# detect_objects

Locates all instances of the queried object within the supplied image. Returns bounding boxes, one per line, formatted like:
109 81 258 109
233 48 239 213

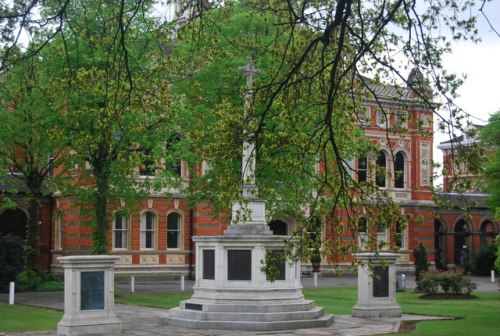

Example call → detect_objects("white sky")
433 0 500 184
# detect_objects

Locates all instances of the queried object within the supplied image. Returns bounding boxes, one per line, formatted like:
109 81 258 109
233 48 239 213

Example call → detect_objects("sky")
433 0 500 181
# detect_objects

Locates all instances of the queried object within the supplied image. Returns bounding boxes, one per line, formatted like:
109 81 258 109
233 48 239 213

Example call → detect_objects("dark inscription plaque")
81 271 105 310
373 266 389 297
185 303 203 311
266 250 286 281
227 250 252 280
203 249 215 280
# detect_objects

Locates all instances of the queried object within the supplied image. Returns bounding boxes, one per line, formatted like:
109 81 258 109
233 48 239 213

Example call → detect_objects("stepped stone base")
165 296 334 331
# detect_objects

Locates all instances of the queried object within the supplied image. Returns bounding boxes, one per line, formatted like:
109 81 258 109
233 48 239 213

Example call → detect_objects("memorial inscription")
227 250 252 280
203 249 215 280
373 266 389 297
80 271 105 310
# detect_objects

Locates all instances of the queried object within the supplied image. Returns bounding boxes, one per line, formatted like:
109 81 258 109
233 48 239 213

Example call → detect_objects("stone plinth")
165 222 334 330
352 252 402 318
57 255 121 336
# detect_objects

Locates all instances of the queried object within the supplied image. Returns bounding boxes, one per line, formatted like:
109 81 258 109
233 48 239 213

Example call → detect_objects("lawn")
0 302 62 332
1 288 499 335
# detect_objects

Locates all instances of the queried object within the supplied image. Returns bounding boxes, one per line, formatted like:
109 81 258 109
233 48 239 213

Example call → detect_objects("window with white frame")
167 212 182 249
395 111 408 128
139 148 156 176
358 217 368 250
166 135 182 177
377 225 388 249
140 211 157 249
359 106 371 125
395 220 406 249
376 150 387 187
394 151 406 189
357 156 367 182
376 109 387 128
54 215 63 250
113 213 129 249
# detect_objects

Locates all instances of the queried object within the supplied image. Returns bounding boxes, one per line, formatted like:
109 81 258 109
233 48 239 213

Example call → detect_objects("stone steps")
164 312 335 331
181 299 316 313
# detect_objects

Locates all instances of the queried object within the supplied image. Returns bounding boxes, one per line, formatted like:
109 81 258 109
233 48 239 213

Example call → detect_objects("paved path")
0 275 497 336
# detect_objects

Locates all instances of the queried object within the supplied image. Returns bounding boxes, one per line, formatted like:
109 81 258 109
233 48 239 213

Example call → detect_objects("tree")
0 51 68 274
42 0 190 254
1 0 496 261
480 111 500 217
169 0 484 260
479 111 500 271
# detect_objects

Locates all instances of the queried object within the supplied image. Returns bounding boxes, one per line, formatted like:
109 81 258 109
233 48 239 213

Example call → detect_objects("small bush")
413 243 429 285
0 234 25 292
471 244 497 275
16 270 63 292
418 270 477 295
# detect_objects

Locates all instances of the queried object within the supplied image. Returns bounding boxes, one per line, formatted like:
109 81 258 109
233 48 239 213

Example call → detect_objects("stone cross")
238 57 260 190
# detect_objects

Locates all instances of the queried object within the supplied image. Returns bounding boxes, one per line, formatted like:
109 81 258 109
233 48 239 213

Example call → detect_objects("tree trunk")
25 191 41 274
92 174 109 255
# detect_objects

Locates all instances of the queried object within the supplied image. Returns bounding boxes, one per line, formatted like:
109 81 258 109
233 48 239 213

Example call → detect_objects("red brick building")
436 125 498 269
1 72 497 276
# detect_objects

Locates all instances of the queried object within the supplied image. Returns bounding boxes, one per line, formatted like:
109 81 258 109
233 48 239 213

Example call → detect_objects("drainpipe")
188 208 194 280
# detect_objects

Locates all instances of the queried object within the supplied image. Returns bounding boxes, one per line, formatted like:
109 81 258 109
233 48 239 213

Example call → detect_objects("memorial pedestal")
165 198 334 330
57 256 121 336
352 252 402 318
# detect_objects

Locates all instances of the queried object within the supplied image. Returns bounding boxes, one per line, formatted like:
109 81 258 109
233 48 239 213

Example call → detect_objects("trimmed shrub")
418 270 477 295
413 243 429 284
0 234 25 292
471 244 497 276
16 270 63 292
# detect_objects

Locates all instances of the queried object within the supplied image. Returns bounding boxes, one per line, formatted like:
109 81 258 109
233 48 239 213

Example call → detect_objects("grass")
0 302 62 332
2 287 499 334
115 291 192 308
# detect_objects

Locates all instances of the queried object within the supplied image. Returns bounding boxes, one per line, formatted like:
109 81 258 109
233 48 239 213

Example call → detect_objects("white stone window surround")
112 213 130 250
54 213 63 250
167 211 183 250
140 210 158 250
358 217 368 250
376 108 388 128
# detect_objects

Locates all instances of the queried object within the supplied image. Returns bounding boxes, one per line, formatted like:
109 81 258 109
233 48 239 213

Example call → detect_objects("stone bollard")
9 282 14 305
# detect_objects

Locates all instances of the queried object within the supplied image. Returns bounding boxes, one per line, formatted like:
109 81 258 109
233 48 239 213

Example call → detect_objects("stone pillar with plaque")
352 252 402 318
165 58 333 331
57 255 121 336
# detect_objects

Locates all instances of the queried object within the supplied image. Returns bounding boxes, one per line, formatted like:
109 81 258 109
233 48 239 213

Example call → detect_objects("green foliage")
496 236 500 273
418 271 477 295
16 270 63 292
480 112 500 216
0 234 24 292
471 244 497 276
413 243 429 283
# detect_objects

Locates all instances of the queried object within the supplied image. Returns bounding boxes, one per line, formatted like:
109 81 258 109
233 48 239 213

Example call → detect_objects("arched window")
167 212 182 249
376 151 387 187
480 220 496 246
113 213 129 249
269 220 288 235
140 211 157 250
0 209 27 239
357 156 367 182
394 151 405 189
